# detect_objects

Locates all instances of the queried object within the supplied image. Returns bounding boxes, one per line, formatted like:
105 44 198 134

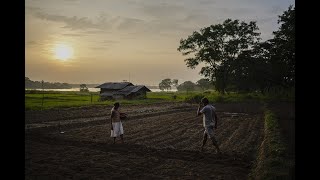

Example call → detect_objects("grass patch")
25 90 294 111
249 110 294 180
25 91 181 110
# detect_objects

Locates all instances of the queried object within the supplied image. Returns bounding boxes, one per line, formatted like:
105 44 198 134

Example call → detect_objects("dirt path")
25 102 264 179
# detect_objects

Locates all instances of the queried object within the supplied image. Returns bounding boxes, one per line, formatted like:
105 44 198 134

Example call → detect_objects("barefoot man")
197 97 221 153
110 102 126 144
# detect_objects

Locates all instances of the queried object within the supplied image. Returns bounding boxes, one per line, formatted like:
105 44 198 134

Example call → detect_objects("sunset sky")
25 0 294 86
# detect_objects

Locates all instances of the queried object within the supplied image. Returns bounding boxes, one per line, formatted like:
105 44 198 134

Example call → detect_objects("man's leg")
120 134 124 143
207 126 221 153
210 136 221 153
113 137 116 144
200 133 207 152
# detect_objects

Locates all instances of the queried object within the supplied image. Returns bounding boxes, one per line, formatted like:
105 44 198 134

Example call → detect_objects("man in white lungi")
110 102 125 144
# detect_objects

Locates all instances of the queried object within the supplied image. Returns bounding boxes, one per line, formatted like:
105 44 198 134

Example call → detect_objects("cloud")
26 41 38 46
27 2 198 36
257 17 276 24
25 6 41 13
84 30 106 34
90 47 108 51
216 7 255 15
28 9 146 33
117 17 144 31
270 5 285 14
183 14 207 23
140 2 185 19
96 40 119 49
101 40 119 44
129 1 214 35
34 12 97 30
62 33 87 36
198 0 216 5
137 50 177 55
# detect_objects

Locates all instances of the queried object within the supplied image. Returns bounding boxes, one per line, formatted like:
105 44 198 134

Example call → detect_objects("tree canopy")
178 19 261 93
159 78 172 91
196 78 212 91
80 84 89 92
177 5 295 94
177 81 196 92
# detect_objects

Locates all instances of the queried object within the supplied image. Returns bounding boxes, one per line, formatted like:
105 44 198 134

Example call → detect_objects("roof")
95 82 133 89
115 85 151 96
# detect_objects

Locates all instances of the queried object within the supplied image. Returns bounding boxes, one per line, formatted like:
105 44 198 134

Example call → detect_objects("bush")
184 94 204 104
172 95 177 100
213 95 224 102
249 110 293 179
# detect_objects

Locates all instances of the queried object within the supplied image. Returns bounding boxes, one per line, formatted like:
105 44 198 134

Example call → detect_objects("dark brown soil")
25 102 266 179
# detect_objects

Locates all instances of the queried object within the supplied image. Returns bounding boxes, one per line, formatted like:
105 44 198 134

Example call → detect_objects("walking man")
197 97 221 153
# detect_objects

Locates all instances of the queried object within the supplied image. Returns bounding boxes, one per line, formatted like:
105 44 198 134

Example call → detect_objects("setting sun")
53 43 74 60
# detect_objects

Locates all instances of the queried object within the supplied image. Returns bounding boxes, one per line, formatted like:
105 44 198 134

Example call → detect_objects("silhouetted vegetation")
250 110 294 179
80 84 89 92
177 81 196 92
196 78 213 91
178 6 295 95
159 78 178 91
25 77 72 89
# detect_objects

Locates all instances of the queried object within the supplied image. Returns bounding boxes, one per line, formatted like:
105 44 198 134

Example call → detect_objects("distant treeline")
69 84 100 88
25 77 72 89
25 77 155 89
146 85 161 89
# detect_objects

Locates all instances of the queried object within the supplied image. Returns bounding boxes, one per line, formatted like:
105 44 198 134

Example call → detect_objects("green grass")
25 93 100 110
249 110 294 180
25 91 179 110
25 90 294 110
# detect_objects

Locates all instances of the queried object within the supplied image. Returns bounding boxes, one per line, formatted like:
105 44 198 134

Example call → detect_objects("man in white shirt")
197 97 221 153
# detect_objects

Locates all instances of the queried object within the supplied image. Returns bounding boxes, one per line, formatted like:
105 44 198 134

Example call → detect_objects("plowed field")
25 102 264 179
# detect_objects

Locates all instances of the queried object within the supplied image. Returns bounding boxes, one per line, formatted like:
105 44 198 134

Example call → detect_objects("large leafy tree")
159 78 172 91
177 81 196 92
172 79 179 88
80 84 89 92
177 19 261 94
231 5 295 92
267 5 295 88
196 78 212 91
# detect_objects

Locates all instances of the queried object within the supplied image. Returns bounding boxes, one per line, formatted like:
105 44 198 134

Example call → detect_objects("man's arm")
197 104 203 116
213 109 218 129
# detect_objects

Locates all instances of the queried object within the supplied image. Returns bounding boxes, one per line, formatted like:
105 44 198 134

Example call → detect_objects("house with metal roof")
95 82 151 100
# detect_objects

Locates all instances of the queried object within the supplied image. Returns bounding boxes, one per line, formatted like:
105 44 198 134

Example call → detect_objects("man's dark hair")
114 102 120 107
201 97 209 104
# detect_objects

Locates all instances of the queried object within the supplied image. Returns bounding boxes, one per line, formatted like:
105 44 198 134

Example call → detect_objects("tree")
177 19 261 94
80 84 89 92
229 5 295 92
177 81 196 92
159 78 172 91
196 78 212 91
172 79 179 88
267 5 295 88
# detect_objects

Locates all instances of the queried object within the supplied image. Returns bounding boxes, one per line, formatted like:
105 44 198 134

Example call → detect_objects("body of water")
26 88 177 92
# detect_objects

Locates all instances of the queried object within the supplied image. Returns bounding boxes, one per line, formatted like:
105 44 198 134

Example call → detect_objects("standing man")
110 102 125 144
197 97 221 153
